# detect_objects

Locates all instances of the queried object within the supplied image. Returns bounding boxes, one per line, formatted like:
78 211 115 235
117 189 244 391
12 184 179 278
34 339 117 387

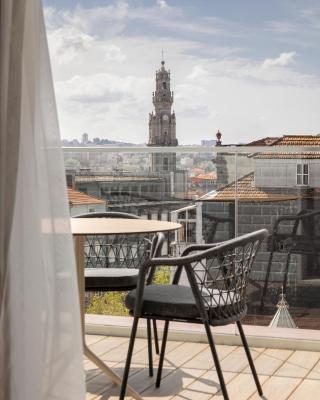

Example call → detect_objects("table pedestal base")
84 342 143 400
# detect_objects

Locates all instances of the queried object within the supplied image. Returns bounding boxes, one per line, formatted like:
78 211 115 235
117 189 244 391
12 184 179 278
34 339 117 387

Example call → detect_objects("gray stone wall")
75 178 167 201
201 198 304 283
202 201 234 242
255 159 320 188
215 153 254 188
237 200 301 282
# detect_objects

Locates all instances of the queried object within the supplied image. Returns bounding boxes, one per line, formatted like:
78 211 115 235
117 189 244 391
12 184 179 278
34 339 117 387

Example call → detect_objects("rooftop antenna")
161 48 165 67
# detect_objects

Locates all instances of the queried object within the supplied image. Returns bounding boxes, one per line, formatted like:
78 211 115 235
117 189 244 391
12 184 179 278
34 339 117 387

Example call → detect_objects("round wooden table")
72 218 181 400
71 218 181 236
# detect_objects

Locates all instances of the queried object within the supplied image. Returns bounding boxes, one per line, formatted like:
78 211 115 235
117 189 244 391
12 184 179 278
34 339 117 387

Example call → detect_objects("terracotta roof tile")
199 173 298 202
274 135 320 146
251 135 320 159
254 152 320 159
68 188 106 205
246 137 280 146
193 172 217 180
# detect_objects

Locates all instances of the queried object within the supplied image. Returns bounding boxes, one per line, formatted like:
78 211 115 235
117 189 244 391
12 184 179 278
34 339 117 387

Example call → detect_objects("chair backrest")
73 211 161 269
147 232 166 284
73 211 140 219
202 212 235 242
180 229 268 324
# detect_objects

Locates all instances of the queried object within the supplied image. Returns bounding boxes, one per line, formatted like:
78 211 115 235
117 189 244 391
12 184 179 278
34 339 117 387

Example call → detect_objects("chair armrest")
181 242 222 256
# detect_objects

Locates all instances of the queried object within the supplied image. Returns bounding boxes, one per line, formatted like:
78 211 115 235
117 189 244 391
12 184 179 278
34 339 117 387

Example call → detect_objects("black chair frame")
120 229 268 400
260 209 320 308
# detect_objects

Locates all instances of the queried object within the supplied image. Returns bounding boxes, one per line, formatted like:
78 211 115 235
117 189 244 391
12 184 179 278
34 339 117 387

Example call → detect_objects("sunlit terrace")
66 144 320 399
85 331 320 399
3 2 320 400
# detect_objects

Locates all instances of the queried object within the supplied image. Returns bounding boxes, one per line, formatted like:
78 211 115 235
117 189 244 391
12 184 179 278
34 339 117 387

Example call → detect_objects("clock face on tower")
162 114 169 121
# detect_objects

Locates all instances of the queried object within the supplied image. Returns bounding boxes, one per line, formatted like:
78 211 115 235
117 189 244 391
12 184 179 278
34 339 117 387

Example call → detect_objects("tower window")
163 157 169 171
162 82 166 89
297 163 309 185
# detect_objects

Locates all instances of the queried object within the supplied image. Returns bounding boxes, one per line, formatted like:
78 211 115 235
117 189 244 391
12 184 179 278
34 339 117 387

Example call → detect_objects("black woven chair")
119 229 268 400
260 209 320 309
74 211 165 360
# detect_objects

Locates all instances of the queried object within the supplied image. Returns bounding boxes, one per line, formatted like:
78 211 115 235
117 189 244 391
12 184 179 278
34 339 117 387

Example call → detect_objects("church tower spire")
148 59 178 172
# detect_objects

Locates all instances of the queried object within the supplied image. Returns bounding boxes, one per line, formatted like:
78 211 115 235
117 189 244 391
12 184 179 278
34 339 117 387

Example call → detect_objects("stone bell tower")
148 59 178 172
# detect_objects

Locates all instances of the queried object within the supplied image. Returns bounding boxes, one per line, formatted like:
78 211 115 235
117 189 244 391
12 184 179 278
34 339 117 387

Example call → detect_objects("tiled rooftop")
248 135 320 159
68 187 106 205
253 152 320 159
246 135 320 147
85 334 320 399
199 173 298 203
246 137 281 146
75 176 164 183
193 172 217 181
273 135 320 147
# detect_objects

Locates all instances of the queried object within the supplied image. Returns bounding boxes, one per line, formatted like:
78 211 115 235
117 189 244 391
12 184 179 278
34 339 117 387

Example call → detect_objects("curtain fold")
0 1 85 399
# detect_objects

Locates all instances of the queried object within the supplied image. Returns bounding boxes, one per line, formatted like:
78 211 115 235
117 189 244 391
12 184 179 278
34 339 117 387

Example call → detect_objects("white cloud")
103 44 127 62
187 65 208 81
56 73 150 104
44 3 320 144
265 20 296 34
262 52 296 68
48 27 94 64
157 0 169 9
45 2 129 37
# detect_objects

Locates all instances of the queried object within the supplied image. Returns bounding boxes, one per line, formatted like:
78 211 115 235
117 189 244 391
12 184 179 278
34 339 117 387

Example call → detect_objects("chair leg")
236 321 263 396
147 319 153 377
156 320 169 388
152 319 160 355
204 321 229 400
260 249 274 310
119 316 140 400
282 252 292 295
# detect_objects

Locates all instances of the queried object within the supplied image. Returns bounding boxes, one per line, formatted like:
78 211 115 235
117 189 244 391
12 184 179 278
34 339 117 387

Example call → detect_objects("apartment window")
163 157 168 171
296 163 309 185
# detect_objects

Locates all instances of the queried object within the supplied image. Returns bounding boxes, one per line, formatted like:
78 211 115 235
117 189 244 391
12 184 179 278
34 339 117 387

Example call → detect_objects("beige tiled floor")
85 334 320 399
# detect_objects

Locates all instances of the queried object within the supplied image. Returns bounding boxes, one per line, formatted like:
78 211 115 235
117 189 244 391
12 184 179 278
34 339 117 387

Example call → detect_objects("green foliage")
86 291 129 316
86 267 171 315
153 266 171 284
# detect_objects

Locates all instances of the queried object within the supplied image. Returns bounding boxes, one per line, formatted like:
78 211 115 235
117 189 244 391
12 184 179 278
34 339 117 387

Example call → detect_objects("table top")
71 218 182 236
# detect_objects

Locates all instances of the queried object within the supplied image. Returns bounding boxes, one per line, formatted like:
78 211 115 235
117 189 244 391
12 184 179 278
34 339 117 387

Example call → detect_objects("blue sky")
43 0 320 144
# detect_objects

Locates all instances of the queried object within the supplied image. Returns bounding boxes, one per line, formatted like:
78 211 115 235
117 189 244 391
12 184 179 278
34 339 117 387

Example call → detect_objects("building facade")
202 135 320 289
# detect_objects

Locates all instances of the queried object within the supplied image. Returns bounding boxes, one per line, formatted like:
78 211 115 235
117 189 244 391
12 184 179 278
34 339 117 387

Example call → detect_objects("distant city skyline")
44 0 320 144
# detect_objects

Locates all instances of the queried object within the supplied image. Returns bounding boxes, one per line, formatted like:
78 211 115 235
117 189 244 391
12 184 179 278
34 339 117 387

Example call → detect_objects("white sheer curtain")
0 1 85 399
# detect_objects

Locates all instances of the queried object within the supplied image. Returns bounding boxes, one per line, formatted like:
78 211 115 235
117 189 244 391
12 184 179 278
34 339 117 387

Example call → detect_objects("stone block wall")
201 198 304 283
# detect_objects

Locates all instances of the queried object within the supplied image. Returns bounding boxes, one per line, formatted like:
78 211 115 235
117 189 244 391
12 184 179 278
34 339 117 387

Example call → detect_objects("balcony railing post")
234 151 238 237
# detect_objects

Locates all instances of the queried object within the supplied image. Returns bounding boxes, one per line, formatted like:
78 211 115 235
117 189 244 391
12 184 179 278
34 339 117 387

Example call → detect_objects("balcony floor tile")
85 335 320 399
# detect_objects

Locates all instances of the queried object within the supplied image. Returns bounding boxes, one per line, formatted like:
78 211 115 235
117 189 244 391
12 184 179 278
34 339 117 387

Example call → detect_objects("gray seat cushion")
125 285 200 319
85 268 138 290
125 284 241 320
